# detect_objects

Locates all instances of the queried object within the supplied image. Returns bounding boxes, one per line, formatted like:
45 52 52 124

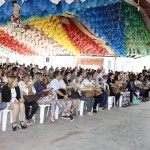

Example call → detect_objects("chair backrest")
103 83 109 91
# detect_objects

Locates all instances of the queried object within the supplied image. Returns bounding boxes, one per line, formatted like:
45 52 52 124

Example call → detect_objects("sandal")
12 122 19 131
20 121 27 129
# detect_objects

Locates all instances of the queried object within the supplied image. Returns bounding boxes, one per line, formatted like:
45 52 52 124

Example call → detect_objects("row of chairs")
0 94 125 131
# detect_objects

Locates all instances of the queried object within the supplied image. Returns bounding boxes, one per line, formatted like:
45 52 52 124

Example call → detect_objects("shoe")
20 121 27 129
69 115 74 121
61 115 71 120
12 122 19 131
99 108 105 111
93 109 97 113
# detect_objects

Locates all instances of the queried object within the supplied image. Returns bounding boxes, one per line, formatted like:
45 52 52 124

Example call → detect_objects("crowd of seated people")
0 63 150 131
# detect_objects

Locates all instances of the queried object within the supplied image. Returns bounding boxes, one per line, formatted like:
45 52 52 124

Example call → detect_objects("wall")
76 57 104 69
7 55 150 72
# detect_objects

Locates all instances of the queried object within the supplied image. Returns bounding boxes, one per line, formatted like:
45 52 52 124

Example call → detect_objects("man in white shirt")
18 74 38 125
48 71 74 121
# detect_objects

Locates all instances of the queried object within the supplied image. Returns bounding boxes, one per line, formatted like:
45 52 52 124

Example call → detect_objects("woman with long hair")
1 76 27 131
74 72 95 116
63 71 80 115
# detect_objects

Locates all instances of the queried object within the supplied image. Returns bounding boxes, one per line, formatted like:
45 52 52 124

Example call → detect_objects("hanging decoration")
0 0 124 25
2 24 73 56
124 3 150 56
29 16 80 55
29 16 108 56
0 29 37 55
61 17 107 55
0 46 16 57
0 0 149 57
75 2 126 56
12 3 21 32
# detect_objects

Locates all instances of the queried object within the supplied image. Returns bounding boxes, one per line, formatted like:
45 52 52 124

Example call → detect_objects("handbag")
95 90 100 96
132 97 140 105
23 95 38 102
71 89 81 99
84 91 95 97
112 87 119 94
38 91 50 97
119 86 127 92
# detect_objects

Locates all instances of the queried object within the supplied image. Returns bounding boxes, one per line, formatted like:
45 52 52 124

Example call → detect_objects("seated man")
48 70 74 121
18 74 38 125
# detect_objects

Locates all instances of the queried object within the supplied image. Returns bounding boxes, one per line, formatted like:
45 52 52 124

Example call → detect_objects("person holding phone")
1 76 27 131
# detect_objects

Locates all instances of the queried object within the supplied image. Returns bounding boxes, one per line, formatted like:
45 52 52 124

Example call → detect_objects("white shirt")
83 78 93 87
74 82 84 96
18 81 36 98
59 79 66 89
11 88 17 103
48 79 66 95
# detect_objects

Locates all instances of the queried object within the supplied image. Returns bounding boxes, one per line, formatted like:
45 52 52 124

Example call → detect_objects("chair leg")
113 97 116 108
55 106 59 120
96 104 99 111
10 111 13 123
46 106 50 116
79 101 85 116
75 107 78 115
107 98 110 110
2 110 8 131
0 111 2 124
119 95 123 107
32 115 35 123
108 97 113 110
40 106 45 124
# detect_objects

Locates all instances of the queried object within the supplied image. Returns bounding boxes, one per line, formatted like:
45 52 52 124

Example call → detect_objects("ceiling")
126 0 150 31
134 0 150 19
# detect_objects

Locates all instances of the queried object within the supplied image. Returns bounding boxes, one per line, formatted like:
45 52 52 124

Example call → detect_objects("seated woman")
127 74 140 103
34 72 64 123
111 79 121 105
1 76 27 131
93 77 108 112
135 75 149 101
18 74 38 126
63 71 80 115
74 72 95 116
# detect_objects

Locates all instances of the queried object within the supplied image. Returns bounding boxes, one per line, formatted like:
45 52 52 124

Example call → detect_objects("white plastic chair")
103 83 109 91
107 96 115 110
0 109 12 131
118 95 123 107
76 101 85 116
39 105 50 123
